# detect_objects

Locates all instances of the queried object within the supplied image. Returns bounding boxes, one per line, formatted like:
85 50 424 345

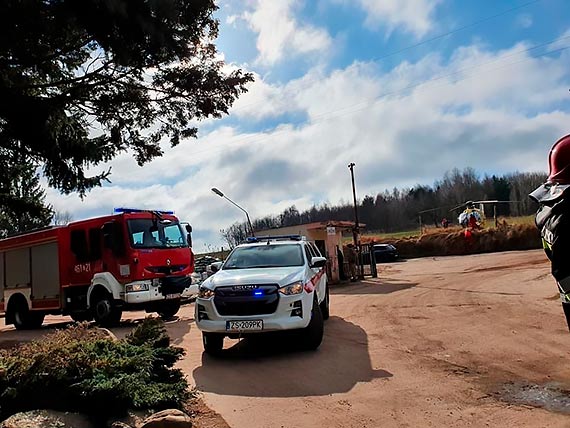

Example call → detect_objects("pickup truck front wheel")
300 298 324 350
203 332 224 356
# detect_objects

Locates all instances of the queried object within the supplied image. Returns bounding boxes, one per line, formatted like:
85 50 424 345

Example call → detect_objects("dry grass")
365 223 541 258
358 215 537 244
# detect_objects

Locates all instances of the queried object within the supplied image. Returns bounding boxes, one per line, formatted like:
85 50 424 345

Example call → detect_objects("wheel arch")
87 273 123 307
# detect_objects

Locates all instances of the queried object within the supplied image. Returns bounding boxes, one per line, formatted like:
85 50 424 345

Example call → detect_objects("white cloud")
337 0 442 37
46 31 570 250
233 0 332 65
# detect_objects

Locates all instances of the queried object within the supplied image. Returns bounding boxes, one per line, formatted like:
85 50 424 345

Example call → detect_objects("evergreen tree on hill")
0 147 53 237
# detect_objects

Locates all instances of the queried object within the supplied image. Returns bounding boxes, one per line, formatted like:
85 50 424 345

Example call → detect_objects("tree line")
221 168 547 247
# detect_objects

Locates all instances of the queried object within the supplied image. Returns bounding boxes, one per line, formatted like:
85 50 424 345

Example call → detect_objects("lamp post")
211 188 255 237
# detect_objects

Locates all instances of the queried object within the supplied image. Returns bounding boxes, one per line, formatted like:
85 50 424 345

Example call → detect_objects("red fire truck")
0 208 194 329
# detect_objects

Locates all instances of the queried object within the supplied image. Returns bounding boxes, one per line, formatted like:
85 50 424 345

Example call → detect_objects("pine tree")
0 0 253 195
0 146 53 237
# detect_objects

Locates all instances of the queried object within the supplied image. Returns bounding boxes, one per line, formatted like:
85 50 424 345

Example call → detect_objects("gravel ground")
3 250 570 427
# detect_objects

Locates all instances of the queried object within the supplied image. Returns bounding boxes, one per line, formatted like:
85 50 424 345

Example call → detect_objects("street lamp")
211 187 255 237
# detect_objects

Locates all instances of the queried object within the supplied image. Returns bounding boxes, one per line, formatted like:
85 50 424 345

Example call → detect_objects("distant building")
257 221 364 283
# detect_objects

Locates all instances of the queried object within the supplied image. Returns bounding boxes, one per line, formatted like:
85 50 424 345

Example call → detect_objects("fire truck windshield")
127 219 187 249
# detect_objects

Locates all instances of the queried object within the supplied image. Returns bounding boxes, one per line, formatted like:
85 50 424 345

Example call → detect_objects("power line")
367 0 545 63
183 36 570 161
189 43 570 162
230 0 545 113
308 35 570 123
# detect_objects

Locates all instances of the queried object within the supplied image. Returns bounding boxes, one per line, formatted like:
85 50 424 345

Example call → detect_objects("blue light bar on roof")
114 207 175 215
244 235 303 244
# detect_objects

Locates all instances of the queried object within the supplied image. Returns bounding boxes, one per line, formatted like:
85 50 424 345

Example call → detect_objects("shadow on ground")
0 310 192 348
192 316 392 397
331 278 417 296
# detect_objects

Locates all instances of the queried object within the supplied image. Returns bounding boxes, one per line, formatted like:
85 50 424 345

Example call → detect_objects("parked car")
195 256 221 273
373 244 398 262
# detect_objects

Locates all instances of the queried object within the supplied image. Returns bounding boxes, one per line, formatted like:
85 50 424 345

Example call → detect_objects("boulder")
1 409 96 428
96 327 119 341
140 409 192 428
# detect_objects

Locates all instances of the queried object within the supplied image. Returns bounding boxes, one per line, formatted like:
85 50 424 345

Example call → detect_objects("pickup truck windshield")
127 219 186 249
223 244 304 269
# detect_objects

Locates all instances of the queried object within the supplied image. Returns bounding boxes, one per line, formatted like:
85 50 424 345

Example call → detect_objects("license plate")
226 320 263 331
166 293 181 299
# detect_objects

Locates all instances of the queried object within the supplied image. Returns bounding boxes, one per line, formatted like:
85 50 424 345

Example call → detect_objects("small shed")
257 221 363 283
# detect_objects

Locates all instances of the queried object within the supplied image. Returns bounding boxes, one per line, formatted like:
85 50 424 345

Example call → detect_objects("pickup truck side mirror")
209 261 222 274
310 256 327 268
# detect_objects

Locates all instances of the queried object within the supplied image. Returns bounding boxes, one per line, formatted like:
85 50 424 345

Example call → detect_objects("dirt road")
3 250 570 427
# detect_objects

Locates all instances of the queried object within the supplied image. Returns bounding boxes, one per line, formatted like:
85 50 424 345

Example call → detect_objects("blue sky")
47 0 570 252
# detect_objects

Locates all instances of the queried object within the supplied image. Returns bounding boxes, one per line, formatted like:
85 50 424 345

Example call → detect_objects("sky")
46 0 570 252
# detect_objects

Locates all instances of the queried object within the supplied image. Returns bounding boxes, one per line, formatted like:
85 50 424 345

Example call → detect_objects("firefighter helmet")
548 134 570 184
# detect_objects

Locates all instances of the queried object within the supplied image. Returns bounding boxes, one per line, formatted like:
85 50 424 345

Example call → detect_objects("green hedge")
0 318 189 420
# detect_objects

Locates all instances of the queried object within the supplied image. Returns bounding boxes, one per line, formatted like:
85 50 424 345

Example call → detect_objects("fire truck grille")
214 284 279 316
148 265 187 275
160 275 191 296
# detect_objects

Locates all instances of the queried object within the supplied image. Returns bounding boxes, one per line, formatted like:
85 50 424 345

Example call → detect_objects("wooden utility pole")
348 162 364 279
348 162 359 247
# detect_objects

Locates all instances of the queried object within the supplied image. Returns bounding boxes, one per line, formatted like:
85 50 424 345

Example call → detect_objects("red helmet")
548 134 570 184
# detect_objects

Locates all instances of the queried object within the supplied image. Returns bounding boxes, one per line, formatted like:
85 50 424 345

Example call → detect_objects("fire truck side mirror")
102 221 126 256
102 222 114 249
185 224 193 247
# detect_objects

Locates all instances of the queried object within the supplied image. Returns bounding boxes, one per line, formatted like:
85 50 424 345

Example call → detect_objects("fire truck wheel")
92 295 122 327
320 283 330 320
11 299 45 330
300 297 324 350
203 332 224 356
157 300 181 320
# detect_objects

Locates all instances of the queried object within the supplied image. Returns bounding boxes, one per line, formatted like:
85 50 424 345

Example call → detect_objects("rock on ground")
140 409 192 428
0 410 96 428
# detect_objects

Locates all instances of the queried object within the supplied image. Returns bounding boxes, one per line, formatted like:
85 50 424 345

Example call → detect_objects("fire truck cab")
0 208 194 329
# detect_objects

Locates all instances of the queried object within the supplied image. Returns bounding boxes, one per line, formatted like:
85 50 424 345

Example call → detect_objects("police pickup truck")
195 235 330 355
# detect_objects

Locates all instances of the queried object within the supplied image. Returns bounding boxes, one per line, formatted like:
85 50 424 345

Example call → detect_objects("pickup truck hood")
204 266 305 289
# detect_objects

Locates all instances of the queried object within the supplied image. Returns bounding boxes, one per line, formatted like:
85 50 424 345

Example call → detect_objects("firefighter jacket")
530 183 570 300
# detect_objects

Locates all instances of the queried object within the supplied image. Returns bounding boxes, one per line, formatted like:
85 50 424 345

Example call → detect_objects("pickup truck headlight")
279 281 304 295
126 283 149 292
198 286 215 299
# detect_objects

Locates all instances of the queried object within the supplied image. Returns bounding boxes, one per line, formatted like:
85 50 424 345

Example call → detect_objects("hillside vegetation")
220 168 546 248
363 222 541 259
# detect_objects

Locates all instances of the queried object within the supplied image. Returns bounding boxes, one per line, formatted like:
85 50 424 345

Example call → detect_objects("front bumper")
195 291 313 333
122 276 190 304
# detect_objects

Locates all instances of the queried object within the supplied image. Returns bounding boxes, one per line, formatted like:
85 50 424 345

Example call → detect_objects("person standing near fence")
346 243 358 282
530 134 570 331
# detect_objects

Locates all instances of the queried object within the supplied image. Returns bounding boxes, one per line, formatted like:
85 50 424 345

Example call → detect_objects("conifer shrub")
0 318 189 420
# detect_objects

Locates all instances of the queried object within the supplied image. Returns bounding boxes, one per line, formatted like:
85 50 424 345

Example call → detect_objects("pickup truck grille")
214 284 279 316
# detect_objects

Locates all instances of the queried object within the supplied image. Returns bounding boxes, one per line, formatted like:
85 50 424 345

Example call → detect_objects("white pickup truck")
195 235 330 355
